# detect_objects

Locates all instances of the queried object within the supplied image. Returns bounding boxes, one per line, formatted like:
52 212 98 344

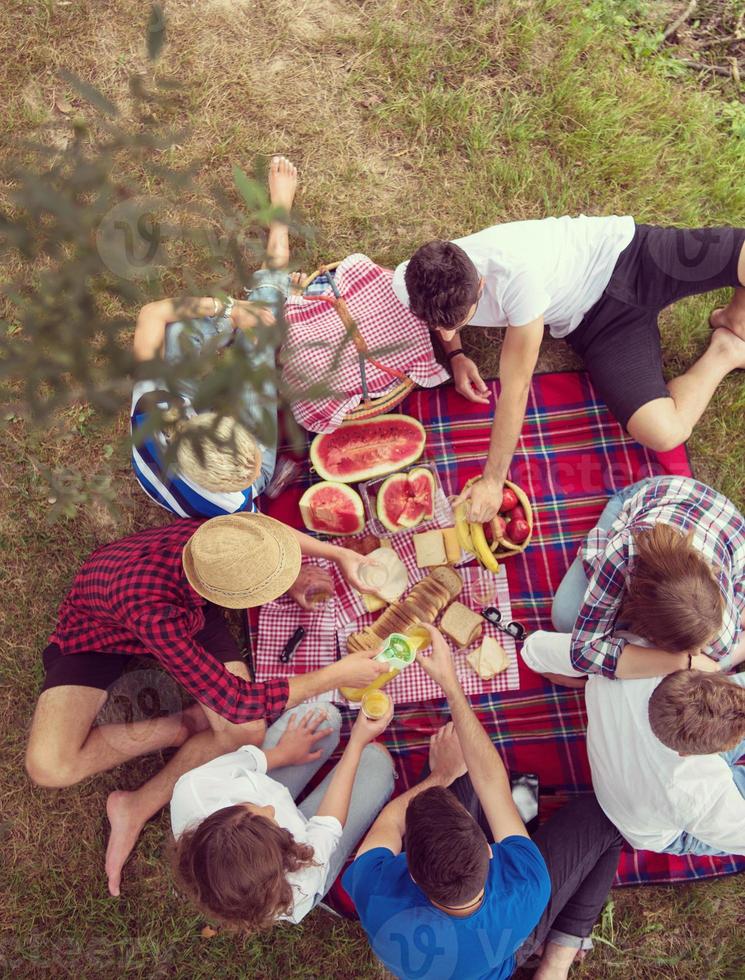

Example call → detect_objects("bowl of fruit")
490 480 533 558
454 478 533 565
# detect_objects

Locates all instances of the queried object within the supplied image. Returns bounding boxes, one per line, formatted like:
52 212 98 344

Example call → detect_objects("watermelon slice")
376 466 436 532
310 415 426 483
299 482 365 536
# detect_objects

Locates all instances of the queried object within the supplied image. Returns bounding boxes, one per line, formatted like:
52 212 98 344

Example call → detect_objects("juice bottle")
340 633 425 703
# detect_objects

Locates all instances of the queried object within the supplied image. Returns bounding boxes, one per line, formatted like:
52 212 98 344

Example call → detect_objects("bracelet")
445 347 465 363
222 297 235 323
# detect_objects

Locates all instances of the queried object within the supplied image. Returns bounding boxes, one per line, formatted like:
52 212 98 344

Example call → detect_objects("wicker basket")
492 479 534 559
300 263 416 422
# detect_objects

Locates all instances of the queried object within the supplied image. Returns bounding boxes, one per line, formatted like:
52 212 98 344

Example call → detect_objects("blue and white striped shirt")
130 379 257 518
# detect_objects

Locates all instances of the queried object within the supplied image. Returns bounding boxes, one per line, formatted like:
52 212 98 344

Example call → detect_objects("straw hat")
174 413 262 494
182 513 301 608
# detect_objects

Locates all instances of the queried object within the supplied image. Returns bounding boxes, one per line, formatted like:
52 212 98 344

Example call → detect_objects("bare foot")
709 306 745 341
708 326 745 370
105 790 147 897
268 155 298 214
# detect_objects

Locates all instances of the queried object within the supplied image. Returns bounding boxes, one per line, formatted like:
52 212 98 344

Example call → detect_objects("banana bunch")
453 500 500 574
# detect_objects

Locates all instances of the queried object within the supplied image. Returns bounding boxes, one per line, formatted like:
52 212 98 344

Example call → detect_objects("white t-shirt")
521 631 745 854
394 215 634 337
170 745 343 923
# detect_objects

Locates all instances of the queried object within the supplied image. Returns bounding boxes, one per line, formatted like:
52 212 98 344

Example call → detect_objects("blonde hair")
172 412 261 493
622 524 723 652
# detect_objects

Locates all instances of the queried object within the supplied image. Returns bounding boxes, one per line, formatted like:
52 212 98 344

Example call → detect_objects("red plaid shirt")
49 521 289 724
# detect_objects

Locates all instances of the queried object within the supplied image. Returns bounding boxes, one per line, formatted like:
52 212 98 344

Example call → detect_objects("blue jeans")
664 672 745 856
551 478 660 632
261 704 396 902
163 269 288 495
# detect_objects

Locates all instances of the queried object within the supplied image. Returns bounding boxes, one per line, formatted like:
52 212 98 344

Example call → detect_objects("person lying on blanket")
24 512 388 898
392 217 745 522
522 632 745 858
130 155 298 518
170 702 395 929
550 475 745 680
343 624 622 980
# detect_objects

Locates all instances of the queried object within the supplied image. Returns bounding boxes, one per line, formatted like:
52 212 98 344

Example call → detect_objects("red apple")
500 487 518 511
506 518 530 544
510 504 527 523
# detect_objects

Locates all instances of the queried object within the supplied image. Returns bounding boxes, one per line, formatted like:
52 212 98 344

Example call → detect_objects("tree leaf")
147 4 167 62
232 165 266 211
58 68 118 118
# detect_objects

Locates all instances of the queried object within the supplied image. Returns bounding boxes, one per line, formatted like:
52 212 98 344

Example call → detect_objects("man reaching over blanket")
344 624 622 980
393 218 745 521
24 513 386 897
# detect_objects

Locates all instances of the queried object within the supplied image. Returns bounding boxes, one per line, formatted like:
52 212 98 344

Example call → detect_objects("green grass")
1 0 745 977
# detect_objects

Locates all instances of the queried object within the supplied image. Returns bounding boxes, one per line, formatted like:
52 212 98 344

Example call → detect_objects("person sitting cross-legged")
170 702 395 929
343 624 623 980
24 512 387 897
393 217 745 522
130 155 298 517
522 631 745 857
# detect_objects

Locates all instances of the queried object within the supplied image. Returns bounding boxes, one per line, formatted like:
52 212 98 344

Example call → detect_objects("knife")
279 626 306 664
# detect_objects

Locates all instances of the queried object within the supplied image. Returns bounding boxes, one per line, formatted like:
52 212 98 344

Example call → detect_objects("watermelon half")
299 482 365 536
377 466 435 532
310 415 426 483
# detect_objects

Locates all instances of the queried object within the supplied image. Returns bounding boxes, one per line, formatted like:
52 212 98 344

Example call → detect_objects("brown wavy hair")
622 524 723 652
649 670 745 755
172 804 315 932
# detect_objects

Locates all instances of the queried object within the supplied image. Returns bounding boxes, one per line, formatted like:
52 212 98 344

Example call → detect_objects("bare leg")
104 660 266 896
709 242 745 340
533 942 579 979
25 686 203 788
264 155 298 269
627 328 745 452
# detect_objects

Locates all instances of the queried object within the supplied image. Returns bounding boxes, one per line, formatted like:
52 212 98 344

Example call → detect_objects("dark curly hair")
405 240 480 328
171 804 316 932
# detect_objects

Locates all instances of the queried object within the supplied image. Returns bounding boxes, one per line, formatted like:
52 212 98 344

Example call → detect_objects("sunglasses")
481 607 527 641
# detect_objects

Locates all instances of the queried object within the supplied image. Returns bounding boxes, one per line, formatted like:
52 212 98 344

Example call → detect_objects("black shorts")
568 223 745 429
40 603 243 694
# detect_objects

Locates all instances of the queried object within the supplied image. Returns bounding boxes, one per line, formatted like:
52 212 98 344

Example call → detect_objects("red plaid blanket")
248 370 745 894
281 254 449 432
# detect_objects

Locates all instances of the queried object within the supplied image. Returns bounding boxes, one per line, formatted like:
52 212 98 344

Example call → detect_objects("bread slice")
362 593 387 613
430 566 463 600
467 636 509 679
440 601 483 648
441 526 461 564
413 530 447 568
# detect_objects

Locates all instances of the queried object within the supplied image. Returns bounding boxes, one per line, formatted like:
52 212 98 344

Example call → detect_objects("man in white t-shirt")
392 218 745 521
521 631 745 856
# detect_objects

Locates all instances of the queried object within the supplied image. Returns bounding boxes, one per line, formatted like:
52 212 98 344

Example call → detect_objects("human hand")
333 648 390 689
230 301 276 332
350 698 395 745
454 476 503 523
428 722 467 785
452 356 491 405
691 652 721 673
416 624 461 694
335 549 384 598
273 708 334 766
287 566 334 609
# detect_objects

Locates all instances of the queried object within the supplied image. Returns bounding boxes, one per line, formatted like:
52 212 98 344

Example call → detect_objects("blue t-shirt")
343 837 550 980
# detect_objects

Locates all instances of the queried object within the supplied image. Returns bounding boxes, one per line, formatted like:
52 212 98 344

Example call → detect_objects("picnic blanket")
281 254 448 432
247 370 745 893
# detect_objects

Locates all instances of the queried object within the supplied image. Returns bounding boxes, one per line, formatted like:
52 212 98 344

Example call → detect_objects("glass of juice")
361 690 392 720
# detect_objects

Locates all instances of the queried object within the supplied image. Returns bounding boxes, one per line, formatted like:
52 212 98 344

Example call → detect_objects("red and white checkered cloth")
254 518 521 705
281 254 449 433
